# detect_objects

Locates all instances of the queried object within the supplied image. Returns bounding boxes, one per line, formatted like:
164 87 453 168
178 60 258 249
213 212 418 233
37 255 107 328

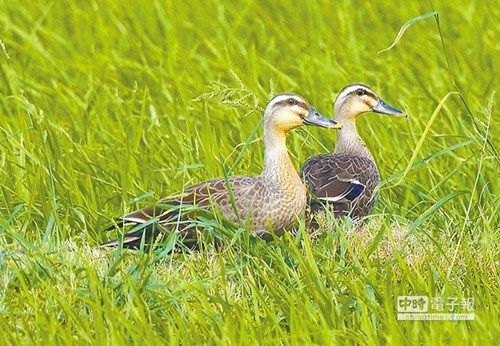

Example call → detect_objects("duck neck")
261 126 301 187
334 109 373 159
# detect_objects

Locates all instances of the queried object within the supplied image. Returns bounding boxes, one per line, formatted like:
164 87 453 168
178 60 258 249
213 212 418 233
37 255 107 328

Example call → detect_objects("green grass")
0 0 498 344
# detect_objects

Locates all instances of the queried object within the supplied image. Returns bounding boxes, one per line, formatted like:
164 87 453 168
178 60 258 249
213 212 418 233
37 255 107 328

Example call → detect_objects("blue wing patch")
345 183 364 201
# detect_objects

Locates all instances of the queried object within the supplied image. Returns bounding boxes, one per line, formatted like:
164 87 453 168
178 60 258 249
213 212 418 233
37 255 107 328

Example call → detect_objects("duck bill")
372 99 406 117
303 107 342 129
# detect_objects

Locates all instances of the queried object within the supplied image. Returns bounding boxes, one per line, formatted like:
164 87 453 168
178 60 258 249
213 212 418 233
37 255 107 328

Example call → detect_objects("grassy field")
0 0 498 344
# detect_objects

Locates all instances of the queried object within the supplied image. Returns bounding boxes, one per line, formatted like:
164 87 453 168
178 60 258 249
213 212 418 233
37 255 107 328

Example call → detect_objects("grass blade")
378 11 438 54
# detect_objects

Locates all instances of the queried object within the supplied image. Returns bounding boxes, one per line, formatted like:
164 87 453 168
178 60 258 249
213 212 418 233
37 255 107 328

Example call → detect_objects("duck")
300 84 405 224
102 94 341 248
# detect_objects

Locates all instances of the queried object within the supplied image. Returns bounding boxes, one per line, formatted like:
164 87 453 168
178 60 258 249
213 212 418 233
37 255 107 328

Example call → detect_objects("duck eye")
356 89 365 96
287 98 297 105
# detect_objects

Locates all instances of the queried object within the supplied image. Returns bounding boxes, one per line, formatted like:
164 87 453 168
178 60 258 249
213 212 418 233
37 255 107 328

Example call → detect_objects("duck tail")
102 205 177 249
101 221 163 249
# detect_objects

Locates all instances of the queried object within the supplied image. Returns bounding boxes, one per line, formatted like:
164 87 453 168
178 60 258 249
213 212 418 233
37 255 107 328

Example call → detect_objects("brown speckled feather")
301 153 380 220
101 93 339 249
103 175 305 248
301 83 404 227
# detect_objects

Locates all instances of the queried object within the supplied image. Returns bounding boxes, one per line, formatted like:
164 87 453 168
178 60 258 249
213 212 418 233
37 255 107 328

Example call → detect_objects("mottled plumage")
103 94 340 248
301 153 380 219
301 84 404 224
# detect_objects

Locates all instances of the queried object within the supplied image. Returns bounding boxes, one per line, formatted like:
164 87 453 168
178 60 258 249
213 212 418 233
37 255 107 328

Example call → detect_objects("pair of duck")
103 84 405 248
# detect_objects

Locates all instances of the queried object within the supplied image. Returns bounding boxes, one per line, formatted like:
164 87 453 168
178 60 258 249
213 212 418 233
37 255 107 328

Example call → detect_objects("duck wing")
300 153 379 217
102 178 238 248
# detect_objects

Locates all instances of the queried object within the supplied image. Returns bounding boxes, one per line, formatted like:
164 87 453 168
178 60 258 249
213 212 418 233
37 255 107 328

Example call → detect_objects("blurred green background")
0 0 497 344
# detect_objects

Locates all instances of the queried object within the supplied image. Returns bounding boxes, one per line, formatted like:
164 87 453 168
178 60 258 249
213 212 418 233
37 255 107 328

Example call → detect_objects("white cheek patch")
363 95 377 108
293 105 308 117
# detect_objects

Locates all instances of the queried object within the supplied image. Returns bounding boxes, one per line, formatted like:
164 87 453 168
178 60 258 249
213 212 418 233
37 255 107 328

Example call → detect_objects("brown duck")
103 94 341 248
301 84 405 223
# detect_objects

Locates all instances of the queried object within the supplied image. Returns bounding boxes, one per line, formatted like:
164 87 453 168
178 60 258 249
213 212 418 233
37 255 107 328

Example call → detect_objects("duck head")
333 84 405 124
264 94 341 133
